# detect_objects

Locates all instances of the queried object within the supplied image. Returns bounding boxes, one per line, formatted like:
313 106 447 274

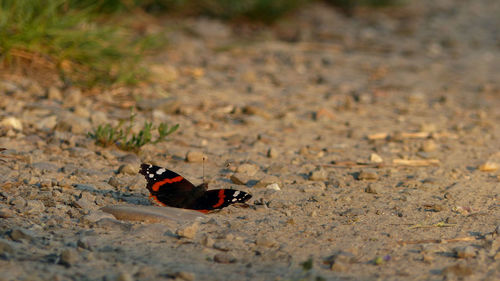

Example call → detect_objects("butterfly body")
140 164 251 213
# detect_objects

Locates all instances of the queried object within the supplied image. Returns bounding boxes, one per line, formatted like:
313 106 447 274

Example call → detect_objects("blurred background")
0 0 413 88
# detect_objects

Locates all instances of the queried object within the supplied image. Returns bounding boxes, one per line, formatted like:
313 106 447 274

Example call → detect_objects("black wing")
191 189 252 212
139 163 196 193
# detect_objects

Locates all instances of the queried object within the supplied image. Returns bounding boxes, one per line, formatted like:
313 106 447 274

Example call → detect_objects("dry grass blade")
409 222 456 229
397 236 476 245
322 161 386 168
392 159 440 166
367 132 389 140
368 131 457 140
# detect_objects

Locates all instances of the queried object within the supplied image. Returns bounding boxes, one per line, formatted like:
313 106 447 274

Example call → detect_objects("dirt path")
0 1 499 280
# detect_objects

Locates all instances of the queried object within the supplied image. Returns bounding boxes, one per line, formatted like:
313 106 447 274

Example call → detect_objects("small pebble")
299 146 309 156
115 272 134 281
242 105 272 119
36 115 58 131
236 163 259 176
254 175 281 188
301 182 326 193
63 88 82 107
25 200 45 214
1 117 23 131
230 173 251 185
32 162 59 172
56 113 91 134
442 262 473 277
445 217 458 224
422 254 434 263
424 204 443 212
357 171 379 180
419 123 436 132
74 106 90 118
119 154 141 164
0 207 14 218
186 151 206 163
267 147 279 158
100 150 116 161
314 108 335 121
90 111 109 126
176 222 199 239
47 86 63 100
213 242 231 251
214 253 236 264
77 237 97 251
420 140 437 152
422 177 438 184
118 163 138 175
59 249 78 267
365 183 381 194
171 272 195 281
370 153 383 163
108 176 125 188
255 237 277 248
66 147 94 158
10 197 26 209
309 168 328 181
9 228 34 242
0 238 16 255
201 235 215 248
266 183 281 191
341 208 364 217
325 251 356 270
478 162 498 172
454 246 476 258
74 197 96 211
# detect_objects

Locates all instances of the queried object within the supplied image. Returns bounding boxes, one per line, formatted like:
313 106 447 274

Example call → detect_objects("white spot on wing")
148 173 154 178
156 168 165 175
233 191 240 197
232 198 237 202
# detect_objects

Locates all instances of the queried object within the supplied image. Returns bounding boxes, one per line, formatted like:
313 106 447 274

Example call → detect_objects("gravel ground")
0 1 499 280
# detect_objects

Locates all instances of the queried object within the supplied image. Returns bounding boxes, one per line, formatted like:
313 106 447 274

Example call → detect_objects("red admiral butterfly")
139 164 252 213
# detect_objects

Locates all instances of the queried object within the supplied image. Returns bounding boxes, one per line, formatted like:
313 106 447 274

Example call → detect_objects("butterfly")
139 164 252 213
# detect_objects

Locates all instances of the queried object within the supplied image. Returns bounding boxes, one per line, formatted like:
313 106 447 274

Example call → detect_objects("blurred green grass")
0 0 164 87
0 0 401 87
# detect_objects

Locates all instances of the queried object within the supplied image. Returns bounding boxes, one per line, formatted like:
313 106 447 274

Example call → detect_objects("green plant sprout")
88 112 179 152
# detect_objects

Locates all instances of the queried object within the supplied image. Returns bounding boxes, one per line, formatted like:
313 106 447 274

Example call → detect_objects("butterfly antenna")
202 156 205 184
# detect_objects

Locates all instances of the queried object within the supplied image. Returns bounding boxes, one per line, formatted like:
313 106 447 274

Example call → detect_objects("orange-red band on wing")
151 176 183 191
212 189 226 208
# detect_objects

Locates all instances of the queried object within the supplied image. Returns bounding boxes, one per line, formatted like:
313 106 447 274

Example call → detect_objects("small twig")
367 132 389 140
393 159 440 167
367 131 458 141
397 236 476 245
399 132 431 139
409 222 456 229
322 159 439 169
322 161 383 168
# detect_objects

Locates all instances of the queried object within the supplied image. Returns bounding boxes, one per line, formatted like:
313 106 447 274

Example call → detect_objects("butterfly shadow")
73 183 152 206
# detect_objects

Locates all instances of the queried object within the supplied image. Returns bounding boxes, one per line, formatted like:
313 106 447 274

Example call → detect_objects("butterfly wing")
139 164 196 192
192 189 252 212
140 163 204 208
140 164 252 211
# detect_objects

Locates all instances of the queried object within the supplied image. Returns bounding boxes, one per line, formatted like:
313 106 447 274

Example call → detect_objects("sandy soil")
0 1 499 280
